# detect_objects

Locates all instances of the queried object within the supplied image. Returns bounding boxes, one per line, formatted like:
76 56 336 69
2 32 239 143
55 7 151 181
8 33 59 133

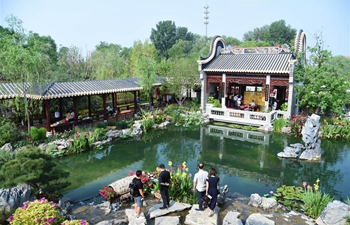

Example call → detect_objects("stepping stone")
149 200 191 219
125 208 146 225
155 216 180 225
185 204 219 225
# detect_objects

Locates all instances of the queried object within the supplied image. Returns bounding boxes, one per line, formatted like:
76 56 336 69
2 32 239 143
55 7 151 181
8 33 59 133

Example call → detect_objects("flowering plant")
99 186 117 202
8 197 64 225
62 220 89 225
301 179 333 219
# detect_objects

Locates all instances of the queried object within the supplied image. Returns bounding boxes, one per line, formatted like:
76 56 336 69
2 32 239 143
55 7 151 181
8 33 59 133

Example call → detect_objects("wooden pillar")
44 100 51 131
112 93 117 110
73 97 78 125
133 91 137 115
103 94 107 121
59 99 63 119
88 96 92 117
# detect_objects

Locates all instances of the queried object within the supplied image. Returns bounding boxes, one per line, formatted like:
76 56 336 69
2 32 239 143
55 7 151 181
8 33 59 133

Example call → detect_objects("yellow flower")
168 161 173 167
314 184 319 191
316 178 320 184
182 172 187 178
185 167 189 172
182 161 186 167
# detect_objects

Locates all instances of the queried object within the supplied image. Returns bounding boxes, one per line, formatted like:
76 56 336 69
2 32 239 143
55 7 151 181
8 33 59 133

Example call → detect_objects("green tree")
221 35 241 47
0 16 52 132
240 40 271 47
267 20 296 46
295 34 350 116
134 41 158 107
150 21 193 60
243 25 269 42
0 146 70 198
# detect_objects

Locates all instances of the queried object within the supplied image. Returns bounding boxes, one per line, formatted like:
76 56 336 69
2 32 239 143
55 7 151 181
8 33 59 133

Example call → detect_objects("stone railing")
206 105 277 127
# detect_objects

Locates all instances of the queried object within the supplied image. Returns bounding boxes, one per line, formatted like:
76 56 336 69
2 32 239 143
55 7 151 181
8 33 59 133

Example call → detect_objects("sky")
0 0 349 56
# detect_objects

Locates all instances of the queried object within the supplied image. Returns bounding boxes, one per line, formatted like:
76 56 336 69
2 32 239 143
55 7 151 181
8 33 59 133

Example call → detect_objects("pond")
57 124 350 202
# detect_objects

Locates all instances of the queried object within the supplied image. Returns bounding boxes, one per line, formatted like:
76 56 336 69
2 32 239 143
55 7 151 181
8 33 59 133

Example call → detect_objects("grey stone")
185 204 219 225
223 211 243 225
154 216 180 225
245 213 275 225
106 130 120 139
121 128 130 136
261 197 277 210
0 143 13 152
248 193 262 207
58 197 72 214
316 200 350 225
149 200 191 219
0 184 31 211
278 114 322 160
125 208 146 225
95 219 128 225
281 126 291 134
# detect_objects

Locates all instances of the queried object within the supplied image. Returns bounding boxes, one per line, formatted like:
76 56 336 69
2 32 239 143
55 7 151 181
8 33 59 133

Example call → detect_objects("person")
233 94 238 109
206 168 220 217
272 100 277 110
54 109 60 122
65 110 72 120
237 96 242 108
250 100 255 107
136 96 140 106
132 170 145 219
158 163 171 209
193 163 209 211
107 104 114 116
70 110 75 119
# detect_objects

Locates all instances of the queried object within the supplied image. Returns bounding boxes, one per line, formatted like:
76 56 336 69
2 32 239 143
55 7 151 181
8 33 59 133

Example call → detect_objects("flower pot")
154 192 161 199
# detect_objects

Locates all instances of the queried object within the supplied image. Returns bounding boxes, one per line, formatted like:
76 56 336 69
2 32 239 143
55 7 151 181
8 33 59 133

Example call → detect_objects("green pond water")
58 124 350 202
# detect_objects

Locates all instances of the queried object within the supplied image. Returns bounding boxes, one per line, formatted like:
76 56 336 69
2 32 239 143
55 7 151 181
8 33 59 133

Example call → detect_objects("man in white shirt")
193 163 209 211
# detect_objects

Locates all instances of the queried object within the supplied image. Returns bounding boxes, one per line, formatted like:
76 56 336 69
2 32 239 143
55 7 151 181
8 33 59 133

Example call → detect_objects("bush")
0 150 14 163
92 128 107 141
38 127 47 140
62 220 89 225
0 117 19 146
30 127 47 141
207 96 215 104
8 198 65 225
273 117 287 132
213 99 221 108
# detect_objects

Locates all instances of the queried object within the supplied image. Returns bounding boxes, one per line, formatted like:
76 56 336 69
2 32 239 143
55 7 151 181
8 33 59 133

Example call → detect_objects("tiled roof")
0 78 149 100
203 53 294 74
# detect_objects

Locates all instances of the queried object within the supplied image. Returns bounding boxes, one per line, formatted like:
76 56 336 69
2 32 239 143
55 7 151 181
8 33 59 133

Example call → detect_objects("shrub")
62 220 89 225
92 128 107 141
0 117 19 146
280 103 288 111
273 117 287 132
30 127 40 140
38 127 47 140
213 99 221 108
0 150 14 163
8 198 65 225
207 96 215 104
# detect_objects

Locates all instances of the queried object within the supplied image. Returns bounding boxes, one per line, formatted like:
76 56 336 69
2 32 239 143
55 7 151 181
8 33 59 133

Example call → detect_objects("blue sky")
0 0 349 56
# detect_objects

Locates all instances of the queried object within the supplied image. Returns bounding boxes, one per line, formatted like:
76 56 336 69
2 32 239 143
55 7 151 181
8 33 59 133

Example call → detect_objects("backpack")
129 179 139 197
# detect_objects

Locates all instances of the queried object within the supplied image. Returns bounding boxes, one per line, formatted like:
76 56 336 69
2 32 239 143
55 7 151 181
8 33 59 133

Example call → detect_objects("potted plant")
207 96 215 108
99 186 117 202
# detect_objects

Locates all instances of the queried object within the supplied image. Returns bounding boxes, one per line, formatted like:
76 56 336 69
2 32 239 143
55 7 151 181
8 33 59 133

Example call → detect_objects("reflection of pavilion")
200 125 285 187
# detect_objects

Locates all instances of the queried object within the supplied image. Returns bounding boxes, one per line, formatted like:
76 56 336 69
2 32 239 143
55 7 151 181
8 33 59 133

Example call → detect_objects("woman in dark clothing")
206 168 220 217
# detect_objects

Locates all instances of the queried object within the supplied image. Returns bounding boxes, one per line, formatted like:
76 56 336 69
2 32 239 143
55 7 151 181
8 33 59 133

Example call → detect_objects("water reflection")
59 124 350 202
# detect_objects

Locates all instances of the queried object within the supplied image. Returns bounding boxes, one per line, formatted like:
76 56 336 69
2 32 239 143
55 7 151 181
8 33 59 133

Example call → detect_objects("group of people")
229 94 243 109
131 163 220 219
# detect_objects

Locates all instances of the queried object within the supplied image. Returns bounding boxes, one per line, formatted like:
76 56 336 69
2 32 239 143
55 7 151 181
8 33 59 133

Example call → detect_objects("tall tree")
295 34 350 116
133 41 158 106
0 16 52 131
243 25 269 42
150 20 177 60
267 20 296 46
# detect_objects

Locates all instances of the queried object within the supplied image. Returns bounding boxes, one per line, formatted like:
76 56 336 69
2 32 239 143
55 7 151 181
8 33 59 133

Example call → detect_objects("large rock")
125 208 146 225
0 183 31 211
184 204 219 225
95 219 128 225
155 216 180 225
109 176 135 201
223 211 243 225
248 193 262 207
149 200 191 219
245 213 275 225
316 200 350 225
0 143 13 152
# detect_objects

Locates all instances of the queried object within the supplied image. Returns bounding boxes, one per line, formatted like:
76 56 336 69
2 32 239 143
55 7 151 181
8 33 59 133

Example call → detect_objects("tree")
133 41 158 107
0 146 70 198
150 20 177 60
243 20 296 46
267 20 296 46
0 16 53 132
295 34 350 116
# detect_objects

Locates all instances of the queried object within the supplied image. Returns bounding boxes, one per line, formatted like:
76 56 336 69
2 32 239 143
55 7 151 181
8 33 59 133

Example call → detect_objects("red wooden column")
73 97 78 125
103 94 107 121
88 96 92 117
44 100 51 131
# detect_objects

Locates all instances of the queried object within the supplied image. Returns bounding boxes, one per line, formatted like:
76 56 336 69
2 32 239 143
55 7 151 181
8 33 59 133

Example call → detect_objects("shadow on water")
58 124 350 203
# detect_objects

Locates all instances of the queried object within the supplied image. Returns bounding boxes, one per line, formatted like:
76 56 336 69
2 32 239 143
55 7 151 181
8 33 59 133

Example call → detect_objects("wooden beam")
44 100 50 131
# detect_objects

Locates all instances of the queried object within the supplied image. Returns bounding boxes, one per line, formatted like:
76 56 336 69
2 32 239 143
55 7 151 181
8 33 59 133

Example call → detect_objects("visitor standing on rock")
193 163 209 211
206 168 220 217
158 164 171 209
133 170 145 219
